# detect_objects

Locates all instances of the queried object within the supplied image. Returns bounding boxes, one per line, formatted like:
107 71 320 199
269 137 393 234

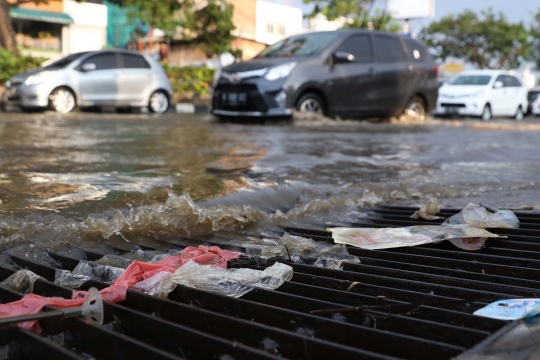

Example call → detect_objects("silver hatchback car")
3 50 172 114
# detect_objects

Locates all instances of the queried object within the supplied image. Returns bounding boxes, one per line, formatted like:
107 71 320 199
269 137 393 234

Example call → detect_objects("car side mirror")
332 51 355 65
493 81 503 89
82 63 97 72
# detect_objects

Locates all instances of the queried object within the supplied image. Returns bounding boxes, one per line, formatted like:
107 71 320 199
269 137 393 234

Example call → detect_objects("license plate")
445 106 460 114
222 92 247 107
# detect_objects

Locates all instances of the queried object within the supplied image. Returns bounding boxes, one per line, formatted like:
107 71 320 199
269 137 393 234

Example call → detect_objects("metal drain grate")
1 205 540 359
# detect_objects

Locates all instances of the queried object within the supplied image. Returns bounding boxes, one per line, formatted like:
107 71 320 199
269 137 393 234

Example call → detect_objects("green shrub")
0 49 45 85
163 65 215 95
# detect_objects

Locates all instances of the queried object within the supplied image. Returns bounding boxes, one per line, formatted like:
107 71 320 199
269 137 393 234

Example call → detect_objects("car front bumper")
3 83 52 108
435 97 485 117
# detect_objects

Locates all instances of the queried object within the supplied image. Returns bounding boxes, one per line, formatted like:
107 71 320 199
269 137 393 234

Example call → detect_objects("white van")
436 70 528 121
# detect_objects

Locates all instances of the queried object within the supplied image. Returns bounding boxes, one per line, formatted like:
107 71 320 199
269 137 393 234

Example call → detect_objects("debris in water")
411 197 442 220
443 203 519 229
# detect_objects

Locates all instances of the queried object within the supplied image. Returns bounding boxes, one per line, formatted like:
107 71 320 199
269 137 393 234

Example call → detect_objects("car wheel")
514 106 524 122
404 96 426 121
296 93 325 115
49 87 77 113
481 104 492 122
148 91 170 114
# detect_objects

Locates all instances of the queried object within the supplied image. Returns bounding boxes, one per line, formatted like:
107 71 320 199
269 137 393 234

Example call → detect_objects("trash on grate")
410 198 442 220
0 245 240 332
328 224 506 251
94 254 133 269
1 270 44 294
147 260 293 298
55 261 125 288
443 203 519 229
244 233 360 268
54 269 92 289
473 299 540 320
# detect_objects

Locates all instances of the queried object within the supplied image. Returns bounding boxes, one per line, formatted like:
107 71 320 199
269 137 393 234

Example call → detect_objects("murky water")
1 111 540 258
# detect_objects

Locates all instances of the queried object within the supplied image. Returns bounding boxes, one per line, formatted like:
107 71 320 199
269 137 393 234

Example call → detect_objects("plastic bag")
54 269 92 289
150 261 293 298
328 224 506 251
474 299 540 320
94 254 133 269
411 198 442 220
72 261 124 283
0 245 240 332
443 203 519 229
1 270 43 294
131 271 172 294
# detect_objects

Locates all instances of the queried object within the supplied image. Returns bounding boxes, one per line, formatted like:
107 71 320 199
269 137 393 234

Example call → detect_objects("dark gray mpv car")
212 30 438 120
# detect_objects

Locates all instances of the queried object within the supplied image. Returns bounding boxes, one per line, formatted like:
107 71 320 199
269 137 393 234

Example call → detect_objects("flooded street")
1 111 540 257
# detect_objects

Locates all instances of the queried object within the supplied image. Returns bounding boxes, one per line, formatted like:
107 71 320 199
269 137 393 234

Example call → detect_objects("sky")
265 0 539 32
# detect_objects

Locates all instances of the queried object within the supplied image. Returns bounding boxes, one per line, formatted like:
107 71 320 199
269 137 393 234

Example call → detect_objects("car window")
120 53 151 69
373 35 406 62
335 35 373 63
495 75 518 88
448 75 492 86
257 32 339 58
403 38 433 62
528 91 540 101
82 53 118 70
45 52 88 68
508 76 522 87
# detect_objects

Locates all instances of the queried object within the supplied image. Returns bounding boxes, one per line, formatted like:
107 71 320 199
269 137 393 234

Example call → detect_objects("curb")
175 103 211 114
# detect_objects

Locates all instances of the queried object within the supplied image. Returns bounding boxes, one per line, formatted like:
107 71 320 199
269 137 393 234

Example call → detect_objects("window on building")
267 23 274 34
336 35 373 63
279 25 286 35
373 35 406 63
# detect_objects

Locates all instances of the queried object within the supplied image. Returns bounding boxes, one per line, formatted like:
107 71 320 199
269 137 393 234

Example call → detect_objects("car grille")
441 103 466 108
1 205 539 359
213 84 268 113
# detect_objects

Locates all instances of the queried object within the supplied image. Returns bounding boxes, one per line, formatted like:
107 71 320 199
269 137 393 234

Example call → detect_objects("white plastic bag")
411 198 442 220
444 203 519 229
328 224 506 251
150 260 293 298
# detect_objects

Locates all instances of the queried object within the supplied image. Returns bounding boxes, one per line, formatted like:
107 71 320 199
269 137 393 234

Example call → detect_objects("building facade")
8 0 107 60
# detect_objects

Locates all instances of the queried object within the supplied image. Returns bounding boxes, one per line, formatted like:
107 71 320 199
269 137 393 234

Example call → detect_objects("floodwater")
0 111 540 259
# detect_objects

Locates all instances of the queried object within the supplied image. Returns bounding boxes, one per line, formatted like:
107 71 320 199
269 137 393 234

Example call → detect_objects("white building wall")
255 1 303 45
63 0 107 54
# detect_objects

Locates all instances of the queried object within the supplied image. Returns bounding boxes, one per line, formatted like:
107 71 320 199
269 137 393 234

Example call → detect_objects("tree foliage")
530 9 540 70
419 9 530 69
303 0 402 33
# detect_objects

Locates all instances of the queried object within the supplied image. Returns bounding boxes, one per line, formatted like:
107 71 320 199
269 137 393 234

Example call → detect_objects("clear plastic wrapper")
411 197 442 220
1 270 43 294
151 261 293 298
329 224 506 251
443 203 519 229
54 269 92 289
122 249 165 262
72 260 124 283
94 254 133 269
131 271 172 294
150 249 183 262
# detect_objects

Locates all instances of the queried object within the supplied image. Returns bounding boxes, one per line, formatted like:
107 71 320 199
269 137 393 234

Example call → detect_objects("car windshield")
448 75 492 86
257 32 339 58
44 52 89 68
528 91 540 101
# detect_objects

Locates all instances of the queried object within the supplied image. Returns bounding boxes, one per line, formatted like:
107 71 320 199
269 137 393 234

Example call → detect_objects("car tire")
148 90 170 114
296 93 325 115
514 106 524 122
404 96 426 121
481 104 492 122
49 87 77 114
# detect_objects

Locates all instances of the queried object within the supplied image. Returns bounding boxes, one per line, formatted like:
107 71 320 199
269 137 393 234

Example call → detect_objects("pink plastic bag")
0 245 239 332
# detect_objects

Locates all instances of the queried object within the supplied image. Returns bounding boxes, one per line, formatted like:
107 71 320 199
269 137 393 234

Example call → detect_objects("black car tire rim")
482 105 492 121
299 98 322 114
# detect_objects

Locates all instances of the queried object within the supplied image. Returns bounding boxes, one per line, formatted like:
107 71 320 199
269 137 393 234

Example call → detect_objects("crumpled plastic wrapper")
411 198 442 220
443 203 519 229
329 224 507 251
243 233 361 269
55 260 125 288
94 254 133 269
1 270 44 294
143 260 293 298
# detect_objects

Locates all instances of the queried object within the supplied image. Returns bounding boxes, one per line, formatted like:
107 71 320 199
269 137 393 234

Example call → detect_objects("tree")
420 9 530 69
179 0 236 59
530 9 540 70
303 0 402 33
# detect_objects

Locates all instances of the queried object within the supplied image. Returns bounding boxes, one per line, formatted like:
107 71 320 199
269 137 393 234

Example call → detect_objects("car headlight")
264 62 297 81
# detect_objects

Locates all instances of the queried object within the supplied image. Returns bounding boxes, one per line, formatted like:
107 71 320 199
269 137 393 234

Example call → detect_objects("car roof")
457 70 515 76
